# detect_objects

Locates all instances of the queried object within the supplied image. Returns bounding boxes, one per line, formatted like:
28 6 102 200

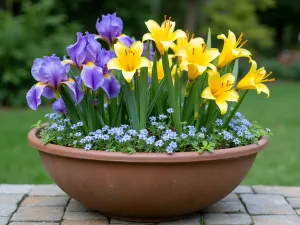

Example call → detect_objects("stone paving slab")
286 197 300 208
253 186 300 197
0 217 9 225
220 193 240 201
232 185 253 194
156 214 200 225
63 212 107 220
251 215 300 225
203 213 252 225
8 223 59 225
11 206 65 222
111 219 155 225
1 185 300 224
0 185 33 194
203 201 246 213
62 220 109 225
0 204 18 217
20 196 69 207
65 199 94 212
29 185 67 196
240 194 296 215
0 195 24 205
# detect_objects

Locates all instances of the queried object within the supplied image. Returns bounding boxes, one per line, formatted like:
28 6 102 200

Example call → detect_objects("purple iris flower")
26 55 83 110
67 32 101 68
67 32 121 97
96 13 123 45
52 98 67 114
118 35 155 60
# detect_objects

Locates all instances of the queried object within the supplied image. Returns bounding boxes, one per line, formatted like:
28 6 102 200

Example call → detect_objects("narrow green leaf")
112 92 124 127
162 51 182 133
206 28 211 48
146 79 165 119
123 81 140 130
150 53 163 115
60 87 88 134
138 67 148 129
232 59 239 84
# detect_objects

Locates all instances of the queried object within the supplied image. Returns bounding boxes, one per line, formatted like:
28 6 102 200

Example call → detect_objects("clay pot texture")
28 127 268 222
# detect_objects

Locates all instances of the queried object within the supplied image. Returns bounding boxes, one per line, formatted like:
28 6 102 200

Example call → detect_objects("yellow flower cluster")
107 17 275 115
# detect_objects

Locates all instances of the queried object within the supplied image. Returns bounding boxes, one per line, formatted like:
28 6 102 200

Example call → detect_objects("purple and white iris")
67 32 120 97
96 13 123 45
26 55 84 110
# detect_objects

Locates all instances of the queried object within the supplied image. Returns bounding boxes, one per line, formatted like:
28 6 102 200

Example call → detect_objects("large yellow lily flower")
201 70 239 114
237 60 275 97
142 16 187 55
217 30 251 69
177 38 220 81
170 33 204 63
107 41 150 83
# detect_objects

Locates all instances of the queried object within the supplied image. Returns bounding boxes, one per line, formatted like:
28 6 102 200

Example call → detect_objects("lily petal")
122 70 136 83
201 48 220 64
130 41 143 57
145 20 161 35
219 90 239 102
142 33 154 42
215 99 228 115
107 58 122 71
113 41 128 60
139 57 150 68
201 87 216 100
170 29 187 40
256 83 270 97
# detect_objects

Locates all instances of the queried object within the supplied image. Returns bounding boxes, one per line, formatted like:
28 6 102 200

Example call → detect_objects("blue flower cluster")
40 111 271 154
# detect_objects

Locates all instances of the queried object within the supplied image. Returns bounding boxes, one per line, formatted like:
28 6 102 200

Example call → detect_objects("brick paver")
29 185 67 196
240 194 296 215
252 215 300 225
0 217 9 225
1 185 300 225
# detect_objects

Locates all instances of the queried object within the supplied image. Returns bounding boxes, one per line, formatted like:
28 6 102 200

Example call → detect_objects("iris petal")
26 84 46 110
81 64 104 91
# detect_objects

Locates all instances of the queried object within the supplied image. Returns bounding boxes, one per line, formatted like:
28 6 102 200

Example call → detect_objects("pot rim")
28 127 268 163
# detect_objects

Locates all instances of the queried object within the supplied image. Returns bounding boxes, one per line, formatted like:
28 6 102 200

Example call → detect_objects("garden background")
0 0 299 185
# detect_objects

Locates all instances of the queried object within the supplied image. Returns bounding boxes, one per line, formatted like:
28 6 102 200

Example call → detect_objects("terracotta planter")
28 127 268 222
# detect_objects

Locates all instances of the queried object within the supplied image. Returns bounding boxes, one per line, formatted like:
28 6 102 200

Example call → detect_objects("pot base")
107 213 188 223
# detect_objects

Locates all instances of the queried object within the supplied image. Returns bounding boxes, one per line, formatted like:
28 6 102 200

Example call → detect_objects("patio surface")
1 184 300 225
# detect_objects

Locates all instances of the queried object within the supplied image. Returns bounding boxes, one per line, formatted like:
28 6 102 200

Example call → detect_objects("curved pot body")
28 128 268 222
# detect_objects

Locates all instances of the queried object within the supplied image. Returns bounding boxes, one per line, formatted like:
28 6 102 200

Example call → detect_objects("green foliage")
0 0 81 106
202 0 275 51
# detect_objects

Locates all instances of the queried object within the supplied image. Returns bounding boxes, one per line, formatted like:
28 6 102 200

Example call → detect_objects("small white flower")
167 108 174 114
158 114 167 120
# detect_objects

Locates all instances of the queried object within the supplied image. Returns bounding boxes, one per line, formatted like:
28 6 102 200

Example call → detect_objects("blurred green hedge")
0 0 81 107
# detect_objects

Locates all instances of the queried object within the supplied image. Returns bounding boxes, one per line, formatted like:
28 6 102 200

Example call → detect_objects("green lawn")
0 83 299 185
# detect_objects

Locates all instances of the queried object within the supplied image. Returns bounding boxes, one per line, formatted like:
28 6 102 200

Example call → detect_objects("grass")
0 83 299 185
